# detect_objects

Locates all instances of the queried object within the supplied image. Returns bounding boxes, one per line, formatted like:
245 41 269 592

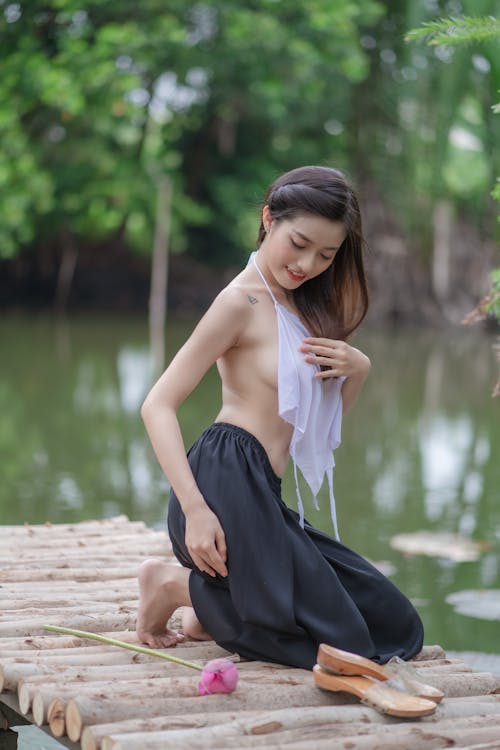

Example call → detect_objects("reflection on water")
0 314 499 654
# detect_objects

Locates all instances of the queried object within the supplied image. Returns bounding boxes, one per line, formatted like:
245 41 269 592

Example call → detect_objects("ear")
262 205 273 233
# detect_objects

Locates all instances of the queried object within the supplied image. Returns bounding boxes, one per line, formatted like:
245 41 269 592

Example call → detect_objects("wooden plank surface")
1 516 499 750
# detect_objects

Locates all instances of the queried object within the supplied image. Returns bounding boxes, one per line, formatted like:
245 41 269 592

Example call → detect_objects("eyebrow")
293 229 339 251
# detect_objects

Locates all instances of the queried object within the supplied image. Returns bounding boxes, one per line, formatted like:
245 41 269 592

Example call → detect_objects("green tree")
407 12 500 395
347 0 499 316
0 1 210 299
0 0 383 272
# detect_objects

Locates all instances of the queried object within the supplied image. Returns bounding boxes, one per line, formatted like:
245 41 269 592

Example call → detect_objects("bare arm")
141 287 249 577
299 337 371 413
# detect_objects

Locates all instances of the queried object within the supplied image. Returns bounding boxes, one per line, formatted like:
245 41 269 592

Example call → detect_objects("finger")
314 369 339 379
207 546 228 578
304 355 337 366
215 528 228 563
301 346 335 357
303 337 341 347
191 552 216 577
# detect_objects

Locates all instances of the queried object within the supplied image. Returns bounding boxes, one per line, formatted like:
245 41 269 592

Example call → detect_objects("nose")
296 252 315 273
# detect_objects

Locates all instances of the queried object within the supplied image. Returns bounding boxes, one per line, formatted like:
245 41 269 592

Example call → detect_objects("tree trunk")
432 199 453 307
54 228 79 312
149 175 172 378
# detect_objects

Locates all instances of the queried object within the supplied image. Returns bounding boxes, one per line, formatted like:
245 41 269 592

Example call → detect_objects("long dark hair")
257 166 368 340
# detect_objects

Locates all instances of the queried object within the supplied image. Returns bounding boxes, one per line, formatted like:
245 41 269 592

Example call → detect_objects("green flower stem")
43 624 203 671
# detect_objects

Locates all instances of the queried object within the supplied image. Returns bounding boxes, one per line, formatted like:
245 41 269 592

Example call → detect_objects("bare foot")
136 559 190 648
182 606 212 641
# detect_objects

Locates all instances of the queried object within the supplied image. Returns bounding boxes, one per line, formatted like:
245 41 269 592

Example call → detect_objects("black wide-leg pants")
167 422 424 670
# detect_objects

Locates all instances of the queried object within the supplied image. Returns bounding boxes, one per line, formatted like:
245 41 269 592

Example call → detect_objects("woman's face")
261 207 346 290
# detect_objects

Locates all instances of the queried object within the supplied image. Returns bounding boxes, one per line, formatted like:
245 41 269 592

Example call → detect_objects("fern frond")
405 16 500 46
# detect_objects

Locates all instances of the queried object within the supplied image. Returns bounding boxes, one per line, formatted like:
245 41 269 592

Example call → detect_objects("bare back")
215 263 294 477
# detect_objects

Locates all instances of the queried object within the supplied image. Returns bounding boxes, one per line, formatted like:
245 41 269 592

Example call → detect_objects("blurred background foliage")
0 0 499 321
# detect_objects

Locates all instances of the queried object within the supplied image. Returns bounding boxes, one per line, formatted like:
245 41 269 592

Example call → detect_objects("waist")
214 408 292 477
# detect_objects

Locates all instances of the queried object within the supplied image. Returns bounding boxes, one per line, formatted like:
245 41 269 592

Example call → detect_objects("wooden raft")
2 516 500 750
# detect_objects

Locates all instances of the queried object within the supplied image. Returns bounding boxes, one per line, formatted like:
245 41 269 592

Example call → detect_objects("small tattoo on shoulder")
247 295 259 305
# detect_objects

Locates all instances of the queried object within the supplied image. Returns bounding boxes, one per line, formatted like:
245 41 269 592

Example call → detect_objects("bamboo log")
411 662 472 674
80 697 500 750
32 672 212 726
33 687 76 726
15 667 179 709
0 566 141 583
0 516 133 534
256 714 500 750
65 685 346 742
4 651 480 693
0 580 138 595
0 639 229 663
1 644 140 662
81 711 264 750
73 686 500 748
1 592 137 609
0 612 137 637
0 531 168 547
0 602 138 619
0 603 139 622
1 641 229 669
2 596 127 610
0 544 171 562
407 657 471 669
18 681 37 714
0 554 164 568
47 697 66 737
95 698 500 750
0 629 144 652
421 671 500 697
412 645 446 660
0 548 164 564
31 676 200 725
10 657 266 698
32 667 313 723
0 536 169 551
6 657 477 710
101 713 500 750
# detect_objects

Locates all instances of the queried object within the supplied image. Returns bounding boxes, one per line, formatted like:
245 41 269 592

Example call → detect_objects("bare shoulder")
209 269 264 318
192 264 270 350
188 273 255 348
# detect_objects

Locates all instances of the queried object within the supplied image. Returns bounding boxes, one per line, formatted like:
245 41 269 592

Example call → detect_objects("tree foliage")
0 0 382 262
0 0 499 312
405 16 500 45
407 8 500 395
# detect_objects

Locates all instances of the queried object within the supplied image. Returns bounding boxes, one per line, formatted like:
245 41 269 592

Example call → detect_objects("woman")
136 165 424 670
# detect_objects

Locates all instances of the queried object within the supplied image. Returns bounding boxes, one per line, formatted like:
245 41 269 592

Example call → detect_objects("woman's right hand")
185 503 228 578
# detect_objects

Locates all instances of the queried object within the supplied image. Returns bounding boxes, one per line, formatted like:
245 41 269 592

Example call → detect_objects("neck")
253 251 293 306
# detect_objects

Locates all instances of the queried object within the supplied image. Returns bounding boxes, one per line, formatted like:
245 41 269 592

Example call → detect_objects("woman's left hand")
299 337 371 380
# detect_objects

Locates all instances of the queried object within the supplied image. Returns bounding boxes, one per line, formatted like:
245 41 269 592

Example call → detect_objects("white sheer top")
251 252 344 540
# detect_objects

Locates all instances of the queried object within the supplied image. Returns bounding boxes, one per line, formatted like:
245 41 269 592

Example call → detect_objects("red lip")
287 270 306 282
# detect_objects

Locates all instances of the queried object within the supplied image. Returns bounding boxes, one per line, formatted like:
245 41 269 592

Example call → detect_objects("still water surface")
1 314 499 658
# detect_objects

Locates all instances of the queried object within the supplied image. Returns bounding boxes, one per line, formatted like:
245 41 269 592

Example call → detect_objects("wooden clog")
312 665 437 718
317 644 444 703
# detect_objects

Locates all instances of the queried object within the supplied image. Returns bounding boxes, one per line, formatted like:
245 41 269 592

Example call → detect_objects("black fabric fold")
167 422 424 670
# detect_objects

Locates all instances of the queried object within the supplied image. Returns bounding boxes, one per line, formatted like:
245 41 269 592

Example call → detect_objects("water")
1 313 499 660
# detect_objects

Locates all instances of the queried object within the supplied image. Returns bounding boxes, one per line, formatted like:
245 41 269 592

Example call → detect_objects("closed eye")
290 238 306 250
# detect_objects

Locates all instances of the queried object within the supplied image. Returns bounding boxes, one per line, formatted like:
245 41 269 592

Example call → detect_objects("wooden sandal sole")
317 644 444 704
313 665 437 718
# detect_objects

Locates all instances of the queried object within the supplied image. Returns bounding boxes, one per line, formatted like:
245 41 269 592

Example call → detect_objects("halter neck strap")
252 253 279 306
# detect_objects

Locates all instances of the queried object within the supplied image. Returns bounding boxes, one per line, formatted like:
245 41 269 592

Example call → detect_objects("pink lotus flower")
198 658 239 695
